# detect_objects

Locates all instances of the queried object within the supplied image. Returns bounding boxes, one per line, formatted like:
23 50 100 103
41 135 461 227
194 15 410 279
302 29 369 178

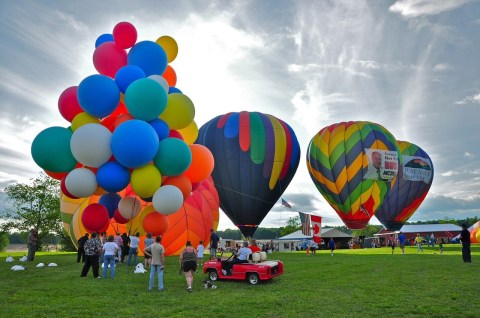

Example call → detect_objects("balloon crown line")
32 21 215 238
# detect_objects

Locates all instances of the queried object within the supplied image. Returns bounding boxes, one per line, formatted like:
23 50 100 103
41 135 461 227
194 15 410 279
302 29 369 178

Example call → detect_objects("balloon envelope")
197 111 300 237
307 121 400 229
375 141 434 230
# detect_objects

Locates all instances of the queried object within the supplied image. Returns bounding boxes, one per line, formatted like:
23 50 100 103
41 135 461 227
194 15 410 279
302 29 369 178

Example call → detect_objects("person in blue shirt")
398 232 406 254
328 238 335 256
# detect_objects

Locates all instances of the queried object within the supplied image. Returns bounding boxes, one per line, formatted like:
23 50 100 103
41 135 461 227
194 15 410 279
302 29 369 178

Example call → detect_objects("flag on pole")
299 212 311 236
311 215 322 243
281 198 292 208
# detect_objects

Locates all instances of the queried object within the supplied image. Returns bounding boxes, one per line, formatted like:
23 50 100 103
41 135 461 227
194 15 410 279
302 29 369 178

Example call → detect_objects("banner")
311 215 322 243
364 148 398 181
402 155 433 183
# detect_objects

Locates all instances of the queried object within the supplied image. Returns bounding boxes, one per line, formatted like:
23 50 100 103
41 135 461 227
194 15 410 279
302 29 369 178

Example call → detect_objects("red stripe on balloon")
239 111 250 151
217 112 233 128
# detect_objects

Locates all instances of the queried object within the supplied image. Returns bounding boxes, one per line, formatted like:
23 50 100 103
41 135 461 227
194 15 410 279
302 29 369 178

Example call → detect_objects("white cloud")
455 93 480 105
390 0 472 18
433 63 451 72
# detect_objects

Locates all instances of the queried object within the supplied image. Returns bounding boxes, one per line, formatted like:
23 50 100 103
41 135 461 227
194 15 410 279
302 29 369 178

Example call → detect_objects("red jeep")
203 252 284 285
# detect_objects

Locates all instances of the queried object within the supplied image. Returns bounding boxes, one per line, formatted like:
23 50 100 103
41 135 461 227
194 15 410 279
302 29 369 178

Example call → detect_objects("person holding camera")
143 235 165 291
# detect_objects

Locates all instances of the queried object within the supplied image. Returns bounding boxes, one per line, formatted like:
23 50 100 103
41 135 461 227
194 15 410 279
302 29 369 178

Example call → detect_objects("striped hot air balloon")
197 111 301 238
375 141 434 230
307 121 400 229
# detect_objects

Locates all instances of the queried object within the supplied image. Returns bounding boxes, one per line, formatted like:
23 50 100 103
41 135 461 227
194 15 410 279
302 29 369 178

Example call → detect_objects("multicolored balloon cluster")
31 22 217 253
307 121 434 230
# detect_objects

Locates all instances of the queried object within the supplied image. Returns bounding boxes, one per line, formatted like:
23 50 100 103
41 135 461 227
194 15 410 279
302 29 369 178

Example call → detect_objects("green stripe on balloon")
249 113 265 164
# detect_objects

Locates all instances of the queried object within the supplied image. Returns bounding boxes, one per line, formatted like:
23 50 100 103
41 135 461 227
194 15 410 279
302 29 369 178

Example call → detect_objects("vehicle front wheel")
208 269 218 281
247 273 259 285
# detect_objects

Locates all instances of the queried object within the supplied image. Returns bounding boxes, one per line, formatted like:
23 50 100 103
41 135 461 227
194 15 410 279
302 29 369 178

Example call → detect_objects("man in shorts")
398 231 406 254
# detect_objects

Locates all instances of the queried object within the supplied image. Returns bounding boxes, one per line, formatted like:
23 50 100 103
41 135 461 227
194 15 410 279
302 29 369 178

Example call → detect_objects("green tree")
1 173 62 251
352 224 383 238
279 216 301 237
0 232 9 252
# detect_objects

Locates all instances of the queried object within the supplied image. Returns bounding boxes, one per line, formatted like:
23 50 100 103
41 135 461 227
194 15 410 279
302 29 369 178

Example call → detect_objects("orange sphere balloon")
162 65 177 87
143 211 169 236
470 228 478 244
163 175 192 200
184 145 214 183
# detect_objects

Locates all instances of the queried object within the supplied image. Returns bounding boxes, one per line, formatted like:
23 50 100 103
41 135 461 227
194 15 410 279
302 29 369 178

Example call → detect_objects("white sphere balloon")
152 185 183 215
118 196 141 220
70 123 112 167
65 168 97 198
148 75 169 94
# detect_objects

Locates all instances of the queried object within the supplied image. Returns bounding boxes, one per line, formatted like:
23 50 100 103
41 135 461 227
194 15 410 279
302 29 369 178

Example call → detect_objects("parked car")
203 252 284 285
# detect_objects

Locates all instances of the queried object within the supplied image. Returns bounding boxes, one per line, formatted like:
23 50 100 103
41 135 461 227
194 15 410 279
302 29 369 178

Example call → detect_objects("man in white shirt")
143 236 165 291
223 242 251 275
127 232 140 266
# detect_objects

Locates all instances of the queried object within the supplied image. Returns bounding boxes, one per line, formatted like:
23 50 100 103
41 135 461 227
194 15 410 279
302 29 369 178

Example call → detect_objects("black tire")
208 269 218 281
247 273 259 285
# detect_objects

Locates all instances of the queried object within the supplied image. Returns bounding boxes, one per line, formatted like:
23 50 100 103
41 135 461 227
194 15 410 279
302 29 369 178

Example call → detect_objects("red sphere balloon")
93 42 127 78
81 203 110 232
58 86 83 122
113 209 129 224
143 212 169 236
60 176 78 199
113 22 137 49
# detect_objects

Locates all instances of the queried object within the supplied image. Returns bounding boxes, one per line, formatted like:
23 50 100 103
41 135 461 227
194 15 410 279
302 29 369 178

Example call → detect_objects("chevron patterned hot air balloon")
197 111 300 237
307 121 400 229
375 141 434 230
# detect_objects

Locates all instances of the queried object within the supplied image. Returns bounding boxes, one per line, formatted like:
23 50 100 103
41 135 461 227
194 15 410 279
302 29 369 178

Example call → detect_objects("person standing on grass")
415 233 423 253
143 232 154 270
77 233 89 263
459 224 471 263
398 232 406 254
438 238 444 255
179 241 197 292
113 232 123 262
197 240 205 266
80 232 102 278
127 232 140 266
121 233 129 263
389 235 396 255
209 228 220 260
102 235 119 279
328 238 335 256
26 228 38 262
143 235 165 291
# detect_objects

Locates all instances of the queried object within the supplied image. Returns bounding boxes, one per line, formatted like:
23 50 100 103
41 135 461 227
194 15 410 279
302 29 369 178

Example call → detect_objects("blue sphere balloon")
153 138 192 176
128 41 168 76
115 65 146 93
95 33 114 48
96 161 130 192
148 118 170 141
77 75 120 118
111 120 159 168
168 87 182 94
98 193 122 218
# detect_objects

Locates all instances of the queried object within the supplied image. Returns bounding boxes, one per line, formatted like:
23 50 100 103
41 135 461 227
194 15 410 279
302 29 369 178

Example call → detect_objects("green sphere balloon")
31 126 77 172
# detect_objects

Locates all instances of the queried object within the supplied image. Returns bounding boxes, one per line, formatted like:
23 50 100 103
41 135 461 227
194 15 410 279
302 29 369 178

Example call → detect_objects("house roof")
397 224 461 233
277 228 352 240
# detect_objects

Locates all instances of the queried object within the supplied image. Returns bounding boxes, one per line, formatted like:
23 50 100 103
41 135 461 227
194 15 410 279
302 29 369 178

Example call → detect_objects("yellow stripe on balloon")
347 154 363 180
371 182 383 211
330 125 346 151
350 195 361 216
344 123 358 140
267 115 286 190
316 134 330 159
334 167 348 194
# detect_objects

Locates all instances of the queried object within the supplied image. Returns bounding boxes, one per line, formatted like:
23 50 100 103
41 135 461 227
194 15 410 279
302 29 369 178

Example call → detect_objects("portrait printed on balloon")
363 149 398 181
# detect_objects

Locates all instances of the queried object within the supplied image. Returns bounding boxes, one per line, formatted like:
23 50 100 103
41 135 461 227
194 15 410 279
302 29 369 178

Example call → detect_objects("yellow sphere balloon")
160 93 195 130
131 165 162 198
177 121 199 145
72 112 100 131
476 228 480 242
156 35 178 63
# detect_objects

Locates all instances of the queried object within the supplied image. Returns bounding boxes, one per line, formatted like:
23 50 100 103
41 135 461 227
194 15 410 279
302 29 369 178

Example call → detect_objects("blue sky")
1 0 479 230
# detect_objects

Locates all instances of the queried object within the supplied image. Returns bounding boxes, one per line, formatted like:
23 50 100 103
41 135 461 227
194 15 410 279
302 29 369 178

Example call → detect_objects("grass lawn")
1 245 478 318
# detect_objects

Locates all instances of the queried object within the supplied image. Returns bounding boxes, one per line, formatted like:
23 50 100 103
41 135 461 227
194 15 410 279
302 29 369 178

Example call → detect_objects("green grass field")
1 245 478 318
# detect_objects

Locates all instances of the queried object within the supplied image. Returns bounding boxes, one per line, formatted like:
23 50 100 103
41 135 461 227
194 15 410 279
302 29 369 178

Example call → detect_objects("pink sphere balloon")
93 42 127 78
58 86 83 122
113 22 137 49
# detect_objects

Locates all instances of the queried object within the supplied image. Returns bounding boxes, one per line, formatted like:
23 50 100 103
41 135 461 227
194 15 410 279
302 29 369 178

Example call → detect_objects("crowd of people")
74 225 473 291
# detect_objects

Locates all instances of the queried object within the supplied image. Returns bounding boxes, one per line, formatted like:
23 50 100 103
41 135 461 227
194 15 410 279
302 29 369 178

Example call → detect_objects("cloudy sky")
1 0 479 230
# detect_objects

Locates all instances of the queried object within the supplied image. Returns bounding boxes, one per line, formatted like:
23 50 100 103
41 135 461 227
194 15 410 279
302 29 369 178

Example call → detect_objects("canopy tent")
376 224 462 240
277 228 352 240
